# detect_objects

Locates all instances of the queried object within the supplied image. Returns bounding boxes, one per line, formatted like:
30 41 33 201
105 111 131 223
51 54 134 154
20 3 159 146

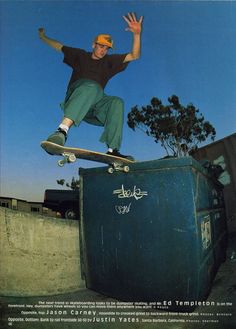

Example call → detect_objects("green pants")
60 79 124 150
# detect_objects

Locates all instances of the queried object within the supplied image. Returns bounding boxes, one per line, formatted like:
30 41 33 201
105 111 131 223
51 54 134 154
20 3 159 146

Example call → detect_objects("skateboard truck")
108 163 130 174
58 152 77 167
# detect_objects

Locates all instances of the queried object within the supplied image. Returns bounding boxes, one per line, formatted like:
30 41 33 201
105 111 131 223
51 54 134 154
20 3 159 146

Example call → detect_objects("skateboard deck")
41 141 134 173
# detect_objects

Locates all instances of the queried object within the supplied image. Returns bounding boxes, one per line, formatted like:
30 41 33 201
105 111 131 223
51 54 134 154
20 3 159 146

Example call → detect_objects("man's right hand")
38 28 63 52
38 27 45 39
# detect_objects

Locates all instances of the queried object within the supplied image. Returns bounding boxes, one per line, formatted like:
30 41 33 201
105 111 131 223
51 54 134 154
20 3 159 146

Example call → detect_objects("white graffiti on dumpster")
115 203 132 215
113 184 148 201
113 184 148 215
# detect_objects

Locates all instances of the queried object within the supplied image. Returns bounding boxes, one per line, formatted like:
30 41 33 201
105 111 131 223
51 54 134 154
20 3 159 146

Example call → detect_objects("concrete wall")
0 207 85 297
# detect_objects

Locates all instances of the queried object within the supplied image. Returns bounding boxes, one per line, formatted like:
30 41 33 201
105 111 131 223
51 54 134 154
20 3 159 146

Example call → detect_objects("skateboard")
40 141 134 173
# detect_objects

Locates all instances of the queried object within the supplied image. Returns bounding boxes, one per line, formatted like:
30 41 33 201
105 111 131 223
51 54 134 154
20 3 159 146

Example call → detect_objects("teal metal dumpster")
79 157 227 310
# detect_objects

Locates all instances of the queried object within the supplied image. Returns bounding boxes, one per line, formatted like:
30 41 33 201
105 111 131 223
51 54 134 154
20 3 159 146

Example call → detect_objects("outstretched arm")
38 28 63 52
123 13 143 63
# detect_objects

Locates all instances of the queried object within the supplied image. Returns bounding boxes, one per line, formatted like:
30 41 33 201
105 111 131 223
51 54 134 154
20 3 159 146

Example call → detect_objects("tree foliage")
127 95 216 157
57 177 80 190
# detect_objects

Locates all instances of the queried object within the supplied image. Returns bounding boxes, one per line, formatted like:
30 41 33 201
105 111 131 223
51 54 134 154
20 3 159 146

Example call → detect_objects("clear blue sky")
0 0 236 202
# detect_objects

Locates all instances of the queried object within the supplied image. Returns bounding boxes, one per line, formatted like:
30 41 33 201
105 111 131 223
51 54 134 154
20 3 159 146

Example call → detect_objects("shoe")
106 149 135 161
46 128 67 146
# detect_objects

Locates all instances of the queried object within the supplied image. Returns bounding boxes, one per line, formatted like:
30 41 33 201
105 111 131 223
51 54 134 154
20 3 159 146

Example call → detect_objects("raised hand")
123 13 143 35
38 28 63 51
38 27 46 39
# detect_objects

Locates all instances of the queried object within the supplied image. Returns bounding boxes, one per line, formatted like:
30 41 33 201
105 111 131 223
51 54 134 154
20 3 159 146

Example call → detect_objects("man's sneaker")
46 128 67 146
106 149 135 161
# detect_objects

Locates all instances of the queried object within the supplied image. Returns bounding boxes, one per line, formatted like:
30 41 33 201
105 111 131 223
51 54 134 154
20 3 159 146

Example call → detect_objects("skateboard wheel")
123 166 130 173
68 154 76 163
108 167 114 174
58 160 65 167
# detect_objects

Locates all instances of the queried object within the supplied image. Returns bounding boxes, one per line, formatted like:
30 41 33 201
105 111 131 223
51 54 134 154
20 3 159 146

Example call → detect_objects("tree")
127 95 216 157
57 177 80 190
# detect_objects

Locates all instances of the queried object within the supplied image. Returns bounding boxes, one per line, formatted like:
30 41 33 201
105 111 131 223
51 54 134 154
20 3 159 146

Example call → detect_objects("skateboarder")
39 12 143 159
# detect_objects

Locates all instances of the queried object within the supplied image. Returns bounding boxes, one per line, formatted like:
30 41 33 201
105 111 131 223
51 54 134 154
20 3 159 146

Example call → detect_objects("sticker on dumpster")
113 184 148 215
201 216 212 250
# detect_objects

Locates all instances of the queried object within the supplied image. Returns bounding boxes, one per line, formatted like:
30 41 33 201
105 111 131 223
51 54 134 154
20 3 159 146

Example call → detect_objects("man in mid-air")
39 12 143 159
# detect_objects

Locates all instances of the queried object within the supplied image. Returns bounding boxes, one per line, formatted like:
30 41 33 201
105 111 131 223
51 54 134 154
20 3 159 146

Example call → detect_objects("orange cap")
94 34 113 48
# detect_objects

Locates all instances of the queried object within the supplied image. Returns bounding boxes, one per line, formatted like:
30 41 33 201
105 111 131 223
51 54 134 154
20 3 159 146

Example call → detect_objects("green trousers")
60 79 124 150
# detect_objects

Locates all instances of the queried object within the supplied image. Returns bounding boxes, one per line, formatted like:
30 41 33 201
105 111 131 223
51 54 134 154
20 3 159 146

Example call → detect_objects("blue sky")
0 0 236 202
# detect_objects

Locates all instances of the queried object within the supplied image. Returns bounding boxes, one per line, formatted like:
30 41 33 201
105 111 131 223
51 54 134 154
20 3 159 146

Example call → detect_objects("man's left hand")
123 13 143 35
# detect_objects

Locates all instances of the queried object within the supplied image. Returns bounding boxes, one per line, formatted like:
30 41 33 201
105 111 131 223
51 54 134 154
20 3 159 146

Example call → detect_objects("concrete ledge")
0 207 85 296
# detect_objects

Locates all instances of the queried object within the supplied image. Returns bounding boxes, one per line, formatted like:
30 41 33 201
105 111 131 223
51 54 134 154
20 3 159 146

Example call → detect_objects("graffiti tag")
113 184 148 201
